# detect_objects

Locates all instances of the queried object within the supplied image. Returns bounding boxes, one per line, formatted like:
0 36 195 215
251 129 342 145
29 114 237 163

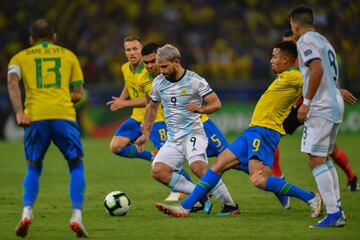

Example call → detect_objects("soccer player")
289 5 346 228
141 42 232 204
282 30 359 192
107 38 192 203
135 44 239 215
107 36 165 161
8 19 88 237
155 41 323 222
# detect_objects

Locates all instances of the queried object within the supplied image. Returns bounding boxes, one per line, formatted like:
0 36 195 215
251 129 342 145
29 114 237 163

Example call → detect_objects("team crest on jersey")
180 88 187 96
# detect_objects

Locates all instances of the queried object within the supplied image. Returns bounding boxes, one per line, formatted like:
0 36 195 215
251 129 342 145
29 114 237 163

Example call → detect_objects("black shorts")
283 106 303 135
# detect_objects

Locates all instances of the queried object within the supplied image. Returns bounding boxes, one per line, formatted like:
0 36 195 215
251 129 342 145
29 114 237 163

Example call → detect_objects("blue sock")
265 176 315 203
181 169 220 209
23 165 42 207
68 160 86 210
115 145 152 161
179 168 192 182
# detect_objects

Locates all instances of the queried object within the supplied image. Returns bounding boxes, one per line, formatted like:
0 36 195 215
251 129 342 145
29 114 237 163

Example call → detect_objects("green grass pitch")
0 133 359 239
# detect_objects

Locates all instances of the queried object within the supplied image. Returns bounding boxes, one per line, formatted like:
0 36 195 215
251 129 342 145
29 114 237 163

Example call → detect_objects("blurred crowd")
0 0 359 90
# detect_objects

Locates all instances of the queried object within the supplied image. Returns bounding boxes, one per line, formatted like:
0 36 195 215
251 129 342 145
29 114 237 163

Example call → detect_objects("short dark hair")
274 41 298 62
289 5 314 26
30 19 55 40
283 29 294 38
124 36 142 44
141 42 160 56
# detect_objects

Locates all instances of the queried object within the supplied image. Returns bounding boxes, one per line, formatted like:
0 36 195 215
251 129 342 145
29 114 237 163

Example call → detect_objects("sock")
181 169 220 209
211 179 236 206
179 168 192 182
312 164 338 214
68 160 86 210
265 176 314 202
23 165 42 207
331 148 355 181
168 172 195 194
115 145 152 161
326 160 341 207
272 147 283 177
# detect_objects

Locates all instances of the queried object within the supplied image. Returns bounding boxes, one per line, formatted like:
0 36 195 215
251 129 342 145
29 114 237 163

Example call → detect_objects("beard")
164 71 177 82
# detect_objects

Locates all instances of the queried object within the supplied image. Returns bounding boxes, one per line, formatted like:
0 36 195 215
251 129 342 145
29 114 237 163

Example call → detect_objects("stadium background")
0 2 359 239
0 0 359 140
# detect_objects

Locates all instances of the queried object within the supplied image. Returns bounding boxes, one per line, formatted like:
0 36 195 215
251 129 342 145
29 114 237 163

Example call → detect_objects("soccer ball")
104 191 131 216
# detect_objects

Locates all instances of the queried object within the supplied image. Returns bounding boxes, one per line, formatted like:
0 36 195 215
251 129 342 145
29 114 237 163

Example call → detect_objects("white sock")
168 172 195 194
211 179 236 206
312 163 338 214
72 209 82 220
326 160 341 207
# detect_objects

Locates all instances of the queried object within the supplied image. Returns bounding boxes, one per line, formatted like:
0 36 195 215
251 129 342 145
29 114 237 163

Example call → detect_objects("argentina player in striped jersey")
290 5 346 228
136 44 239 215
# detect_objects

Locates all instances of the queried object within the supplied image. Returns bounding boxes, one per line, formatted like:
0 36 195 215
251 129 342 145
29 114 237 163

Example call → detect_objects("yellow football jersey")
8 41 84 121
249 67 302 135
200 114 209 123
121 62 164 122
143 72 166 122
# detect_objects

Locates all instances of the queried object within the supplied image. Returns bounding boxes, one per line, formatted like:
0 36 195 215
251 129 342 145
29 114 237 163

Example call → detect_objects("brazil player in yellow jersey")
107 36 167 161
7 19 88 237
156 41 323 223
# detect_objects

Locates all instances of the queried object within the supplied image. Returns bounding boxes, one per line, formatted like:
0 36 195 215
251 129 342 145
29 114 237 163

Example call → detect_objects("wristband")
303 98 311 106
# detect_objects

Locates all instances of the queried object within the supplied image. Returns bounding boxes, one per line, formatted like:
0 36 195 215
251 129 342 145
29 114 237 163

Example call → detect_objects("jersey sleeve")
150 79 160 102
197 78 213 98
297 37 321 67
8 55 22 79
70 52 84 86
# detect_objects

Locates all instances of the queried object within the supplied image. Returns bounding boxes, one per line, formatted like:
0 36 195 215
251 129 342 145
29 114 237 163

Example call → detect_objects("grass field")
0 133 359 239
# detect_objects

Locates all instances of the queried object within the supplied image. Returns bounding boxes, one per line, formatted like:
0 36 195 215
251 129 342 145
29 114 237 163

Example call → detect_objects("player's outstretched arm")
186 92 221 114
135 100 159 152
7 73 31 126
340 89 357 104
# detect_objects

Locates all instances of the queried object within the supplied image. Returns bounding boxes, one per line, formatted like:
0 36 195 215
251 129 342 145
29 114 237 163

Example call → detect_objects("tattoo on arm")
71 85 84 103
7 73 23 114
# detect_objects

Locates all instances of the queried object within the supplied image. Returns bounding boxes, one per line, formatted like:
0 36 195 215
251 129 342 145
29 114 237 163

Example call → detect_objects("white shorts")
301 116 340 157
152 129 208 172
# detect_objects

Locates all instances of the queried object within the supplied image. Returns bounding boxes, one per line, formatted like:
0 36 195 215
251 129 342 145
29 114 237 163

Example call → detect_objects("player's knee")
190 161 207 178
109 141 124 153
151 164 170 184
249 171 266 189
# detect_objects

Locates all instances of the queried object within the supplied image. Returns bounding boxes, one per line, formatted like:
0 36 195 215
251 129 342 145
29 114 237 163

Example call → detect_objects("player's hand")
185 103 204 113
16 112 31 127
106 96 126 111
297 104 309 123
340 89 357 104
135 134 149 152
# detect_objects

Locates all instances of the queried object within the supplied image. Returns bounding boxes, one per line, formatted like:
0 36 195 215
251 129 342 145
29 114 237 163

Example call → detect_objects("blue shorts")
228 126 280 173
24 120 84 161
114 118 167 149
203 119 229 157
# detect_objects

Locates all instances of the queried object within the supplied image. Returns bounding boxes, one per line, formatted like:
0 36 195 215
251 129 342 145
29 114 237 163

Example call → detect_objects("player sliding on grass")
155 41 323 223
135 44 239 215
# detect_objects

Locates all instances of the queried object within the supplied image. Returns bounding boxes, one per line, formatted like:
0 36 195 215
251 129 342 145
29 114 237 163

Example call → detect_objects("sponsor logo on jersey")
304 49 313 56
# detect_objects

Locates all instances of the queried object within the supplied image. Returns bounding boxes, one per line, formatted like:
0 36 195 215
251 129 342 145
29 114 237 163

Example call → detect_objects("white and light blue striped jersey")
297 31 344 123
150 70 213 141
